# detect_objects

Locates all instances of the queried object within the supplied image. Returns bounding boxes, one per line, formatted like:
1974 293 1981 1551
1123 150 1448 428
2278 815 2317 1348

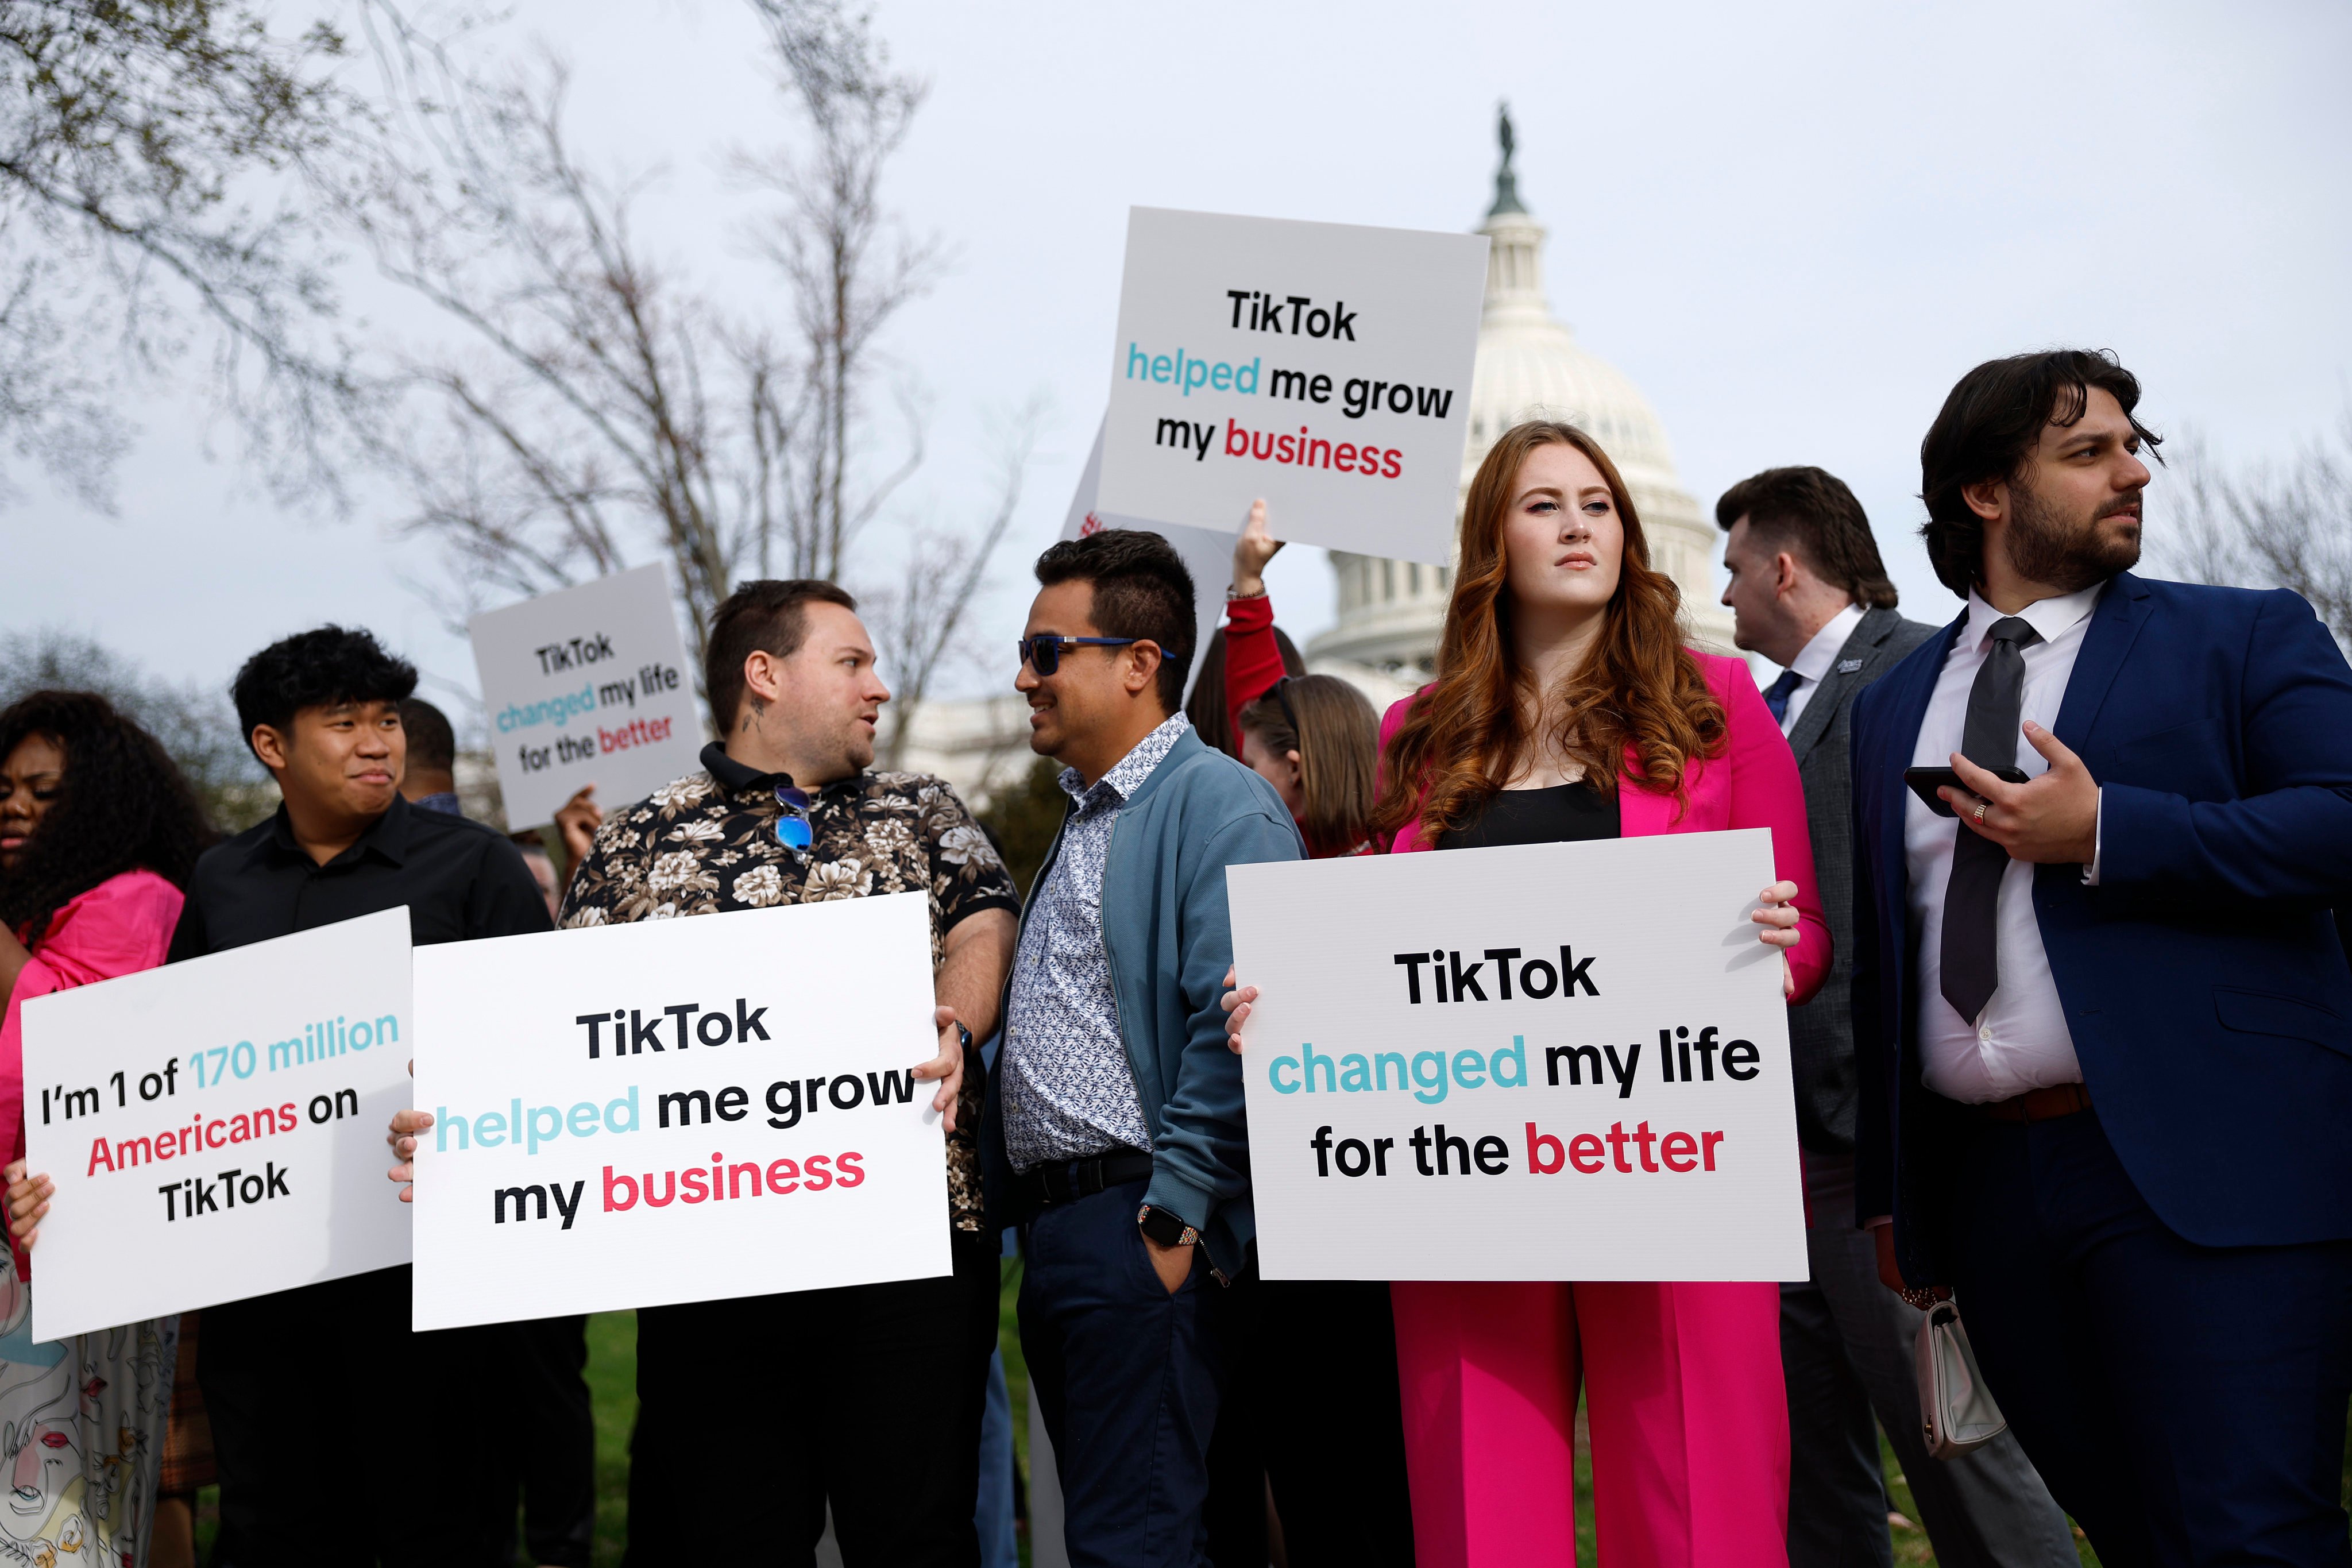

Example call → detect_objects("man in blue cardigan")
982 528 1301 1568
1851 350 2352 1564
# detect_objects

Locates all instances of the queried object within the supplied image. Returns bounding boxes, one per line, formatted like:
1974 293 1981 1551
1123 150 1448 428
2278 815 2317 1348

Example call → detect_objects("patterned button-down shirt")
558 741 1019 1231
999 713 1193 1172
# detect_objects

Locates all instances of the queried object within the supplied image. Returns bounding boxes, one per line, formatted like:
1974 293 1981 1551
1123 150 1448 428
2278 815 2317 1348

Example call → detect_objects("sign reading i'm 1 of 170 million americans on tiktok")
1227 831 1807 1283
410 893 951 1330
21 907 415 1341
1095 207 1488 567
468 562 703 830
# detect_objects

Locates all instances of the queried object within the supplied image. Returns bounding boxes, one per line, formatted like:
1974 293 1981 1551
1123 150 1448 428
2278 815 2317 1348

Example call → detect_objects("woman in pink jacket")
1233 419 1830 1566
0 690 212 1568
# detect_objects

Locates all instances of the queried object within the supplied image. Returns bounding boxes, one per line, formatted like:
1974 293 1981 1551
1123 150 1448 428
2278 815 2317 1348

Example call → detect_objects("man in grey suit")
1718 468 2077 1568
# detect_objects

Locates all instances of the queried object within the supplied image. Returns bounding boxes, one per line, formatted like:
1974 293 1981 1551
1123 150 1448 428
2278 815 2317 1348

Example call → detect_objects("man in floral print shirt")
534 580 1017 1565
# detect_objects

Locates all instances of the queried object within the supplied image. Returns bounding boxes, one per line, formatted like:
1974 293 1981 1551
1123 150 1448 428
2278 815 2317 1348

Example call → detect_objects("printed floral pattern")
560 760 1019 1230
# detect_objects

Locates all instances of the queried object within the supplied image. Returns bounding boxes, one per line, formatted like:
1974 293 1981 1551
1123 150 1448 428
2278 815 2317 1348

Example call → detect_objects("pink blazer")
1 870 186 1168
1378 651 1832 1006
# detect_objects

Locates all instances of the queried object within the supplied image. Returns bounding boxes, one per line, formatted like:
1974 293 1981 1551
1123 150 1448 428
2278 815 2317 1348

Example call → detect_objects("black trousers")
623 1229 1001 1567
200 1266 523 1568
1208 1276 1416 1568
495 1314 596 1567
1948 1109 2352 1567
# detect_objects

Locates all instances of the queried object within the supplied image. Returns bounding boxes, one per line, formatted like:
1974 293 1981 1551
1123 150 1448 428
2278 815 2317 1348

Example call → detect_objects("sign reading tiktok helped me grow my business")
1227 832 1806 1281
410 893 949 1329
21 908 414 1341
469 562 702 828
1095 207 1487 566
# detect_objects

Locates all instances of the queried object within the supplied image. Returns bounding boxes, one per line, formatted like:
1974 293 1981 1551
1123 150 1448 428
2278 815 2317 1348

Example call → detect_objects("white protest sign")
1097 207 1486 567
410 892 949 1330
469 563 702 828
22 908 414 1340
1227 831 1806 1281
1061 414 1234 693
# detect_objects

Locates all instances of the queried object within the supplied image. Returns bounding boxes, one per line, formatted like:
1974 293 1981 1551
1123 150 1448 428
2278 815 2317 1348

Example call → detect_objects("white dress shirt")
1777 601 1867 735
1905 585 2103 1103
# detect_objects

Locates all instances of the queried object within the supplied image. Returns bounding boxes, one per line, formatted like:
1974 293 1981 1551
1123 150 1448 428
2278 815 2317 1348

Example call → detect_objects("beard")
2003 478 2142 593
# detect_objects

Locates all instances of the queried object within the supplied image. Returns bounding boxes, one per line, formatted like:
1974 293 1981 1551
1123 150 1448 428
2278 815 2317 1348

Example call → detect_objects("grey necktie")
1940 616 2041 1024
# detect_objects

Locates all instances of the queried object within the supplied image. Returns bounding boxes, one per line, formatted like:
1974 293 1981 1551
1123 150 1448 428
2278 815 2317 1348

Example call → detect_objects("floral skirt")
0 1253 175 1568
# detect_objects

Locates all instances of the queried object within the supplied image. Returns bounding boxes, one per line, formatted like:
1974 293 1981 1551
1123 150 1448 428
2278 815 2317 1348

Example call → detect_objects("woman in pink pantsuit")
1231 420 1829 1566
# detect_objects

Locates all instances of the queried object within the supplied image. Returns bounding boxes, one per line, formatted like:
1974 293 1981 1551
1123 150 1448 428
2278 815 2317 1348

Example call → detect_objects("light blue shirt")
999 713 1191 1171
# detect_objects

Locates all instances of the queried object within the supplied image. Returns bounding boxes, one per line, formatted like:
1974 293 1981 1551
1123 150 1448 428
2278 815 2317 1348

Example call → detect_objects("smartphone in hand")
1905 764 2028 817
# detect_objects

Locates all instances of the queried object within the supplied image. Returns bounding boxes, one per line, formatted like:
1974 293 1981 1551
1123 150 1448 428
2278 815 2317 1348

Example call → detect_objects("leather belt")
1974 1082 2092 1123
1018 1150 1154 1207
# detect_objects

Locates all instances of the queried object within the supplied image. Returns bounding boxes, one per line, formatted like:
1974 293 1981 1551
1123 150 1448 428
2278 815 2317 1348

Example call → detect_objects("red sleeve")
1223 593 1287 742
1712 660 1833 1005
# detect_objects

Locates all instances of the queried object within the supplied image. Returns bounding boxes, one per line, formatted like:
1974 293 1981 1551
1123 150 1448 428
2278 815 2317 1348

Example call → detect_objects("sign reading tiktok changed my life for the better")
1227 831 1806 1281
469 562 702 830
410 893 949 1330
21 907 415 1341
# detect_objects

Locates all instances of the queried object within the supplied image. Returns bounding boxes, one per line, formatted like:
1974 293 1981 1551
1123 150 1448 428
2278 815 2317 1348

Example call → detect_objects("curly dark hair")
232 625 418 762
0 691 215 940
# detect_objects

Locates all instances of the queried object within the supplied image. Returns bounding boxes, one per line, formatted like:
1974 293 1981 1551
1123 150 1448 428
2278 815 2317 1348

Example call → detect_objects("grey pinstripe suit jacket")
1785 605 1941 1153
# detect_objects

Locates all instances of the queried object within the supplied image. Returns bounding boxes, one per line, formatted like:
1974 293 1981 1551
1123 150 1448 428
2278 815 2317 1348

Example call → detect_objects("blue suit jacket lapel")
2054 571 2154 744
1872 611 1964 876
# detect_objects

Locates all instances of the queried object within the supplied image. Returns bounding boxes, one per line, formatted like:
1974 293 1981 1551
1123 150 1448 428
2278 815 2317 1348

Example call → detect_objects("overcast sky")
9 0 2349 723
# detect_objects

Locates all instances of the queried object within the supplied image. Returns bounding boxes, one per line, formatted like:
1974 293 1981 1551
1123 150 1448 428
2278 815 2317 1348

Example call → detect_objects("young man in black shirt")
181 627 557 1566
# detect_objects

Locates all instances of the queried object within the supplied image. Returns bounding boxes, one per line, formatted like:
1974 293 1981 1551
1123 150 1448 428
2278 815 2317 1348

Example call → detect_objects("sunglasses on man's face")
1016 633 1140 678
774 784 813 857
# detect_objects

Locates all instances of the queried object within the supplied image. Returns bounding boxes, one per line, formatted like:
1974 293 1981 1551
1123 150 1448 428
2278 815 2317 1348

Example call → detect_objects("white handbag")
1915 1298 2009 1458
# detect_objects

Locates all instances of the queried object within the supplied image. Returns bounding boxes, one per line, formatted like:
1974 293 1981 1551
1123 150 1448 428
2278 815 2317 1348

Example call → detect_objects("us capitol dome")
1307 115 1736 688
877 115 1739 813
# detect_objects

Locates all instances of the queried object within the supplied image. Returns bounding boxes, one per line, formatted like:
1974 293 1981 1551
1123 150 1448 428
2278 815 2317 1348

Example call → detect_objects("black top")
1436 781 1622 851
167 793 552 962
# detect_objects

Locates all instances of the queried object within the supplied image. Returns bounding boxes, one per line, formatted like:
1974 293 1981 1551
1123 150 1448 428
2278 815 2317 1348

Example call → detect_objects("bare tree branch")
2155 413 2352 649
0 1 385 507
872 394 1048 768
354 0 1024 759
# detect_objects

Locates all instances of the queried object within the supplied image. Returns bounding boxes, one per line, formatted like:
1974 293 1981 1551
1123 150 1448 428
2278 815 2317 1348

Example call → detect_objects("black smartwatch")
1137 1204 1200 1249
955 1022 974 1052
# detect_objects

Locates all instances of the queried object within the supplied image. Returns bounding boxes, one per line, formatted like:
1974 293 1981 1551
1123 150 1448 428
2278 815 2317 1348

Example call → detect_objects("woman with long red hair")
1230 420 1829 1565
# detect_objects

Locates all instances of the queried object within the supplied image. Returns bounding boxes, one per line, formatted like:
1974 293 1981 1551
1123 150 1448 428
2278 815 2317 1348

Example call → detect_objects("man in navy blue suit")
1851 349 2352 1566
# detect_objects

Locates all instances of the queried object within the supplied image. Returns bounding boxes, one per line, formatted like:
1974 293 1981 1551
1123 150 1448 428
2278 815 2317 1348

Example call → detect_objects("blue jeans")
1018 1178 1230 1568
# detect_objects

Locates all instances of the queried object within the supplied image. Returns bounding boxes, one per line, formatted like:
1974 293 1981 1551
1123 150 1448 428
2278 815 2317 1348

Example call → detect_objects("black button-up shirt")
168 793 551 963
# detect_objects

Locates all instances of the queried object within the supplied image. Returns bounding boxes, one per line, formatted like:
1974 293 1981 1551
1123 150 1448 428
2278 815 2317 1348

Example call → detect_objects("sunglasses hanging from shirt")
774 783 814 856
1017 633 1140 677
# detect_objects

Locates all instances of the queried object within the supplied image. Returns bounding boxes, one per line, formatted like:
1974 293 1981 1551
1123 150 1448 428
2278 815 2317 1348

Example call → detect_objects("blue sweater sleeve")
1143 808 1302 1234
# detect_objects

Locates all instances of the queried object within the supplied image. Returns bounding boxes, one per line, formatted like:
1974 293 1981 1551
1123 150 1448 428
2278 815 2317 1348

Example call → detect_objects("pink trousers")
1390 1280 1790 1568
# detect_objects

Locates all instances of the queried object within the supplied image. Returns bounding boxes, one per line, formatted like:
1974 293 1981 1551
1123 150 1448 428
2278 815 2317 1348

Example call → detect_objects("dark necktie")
1763 669 1802 725
1940 616 2041 1024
